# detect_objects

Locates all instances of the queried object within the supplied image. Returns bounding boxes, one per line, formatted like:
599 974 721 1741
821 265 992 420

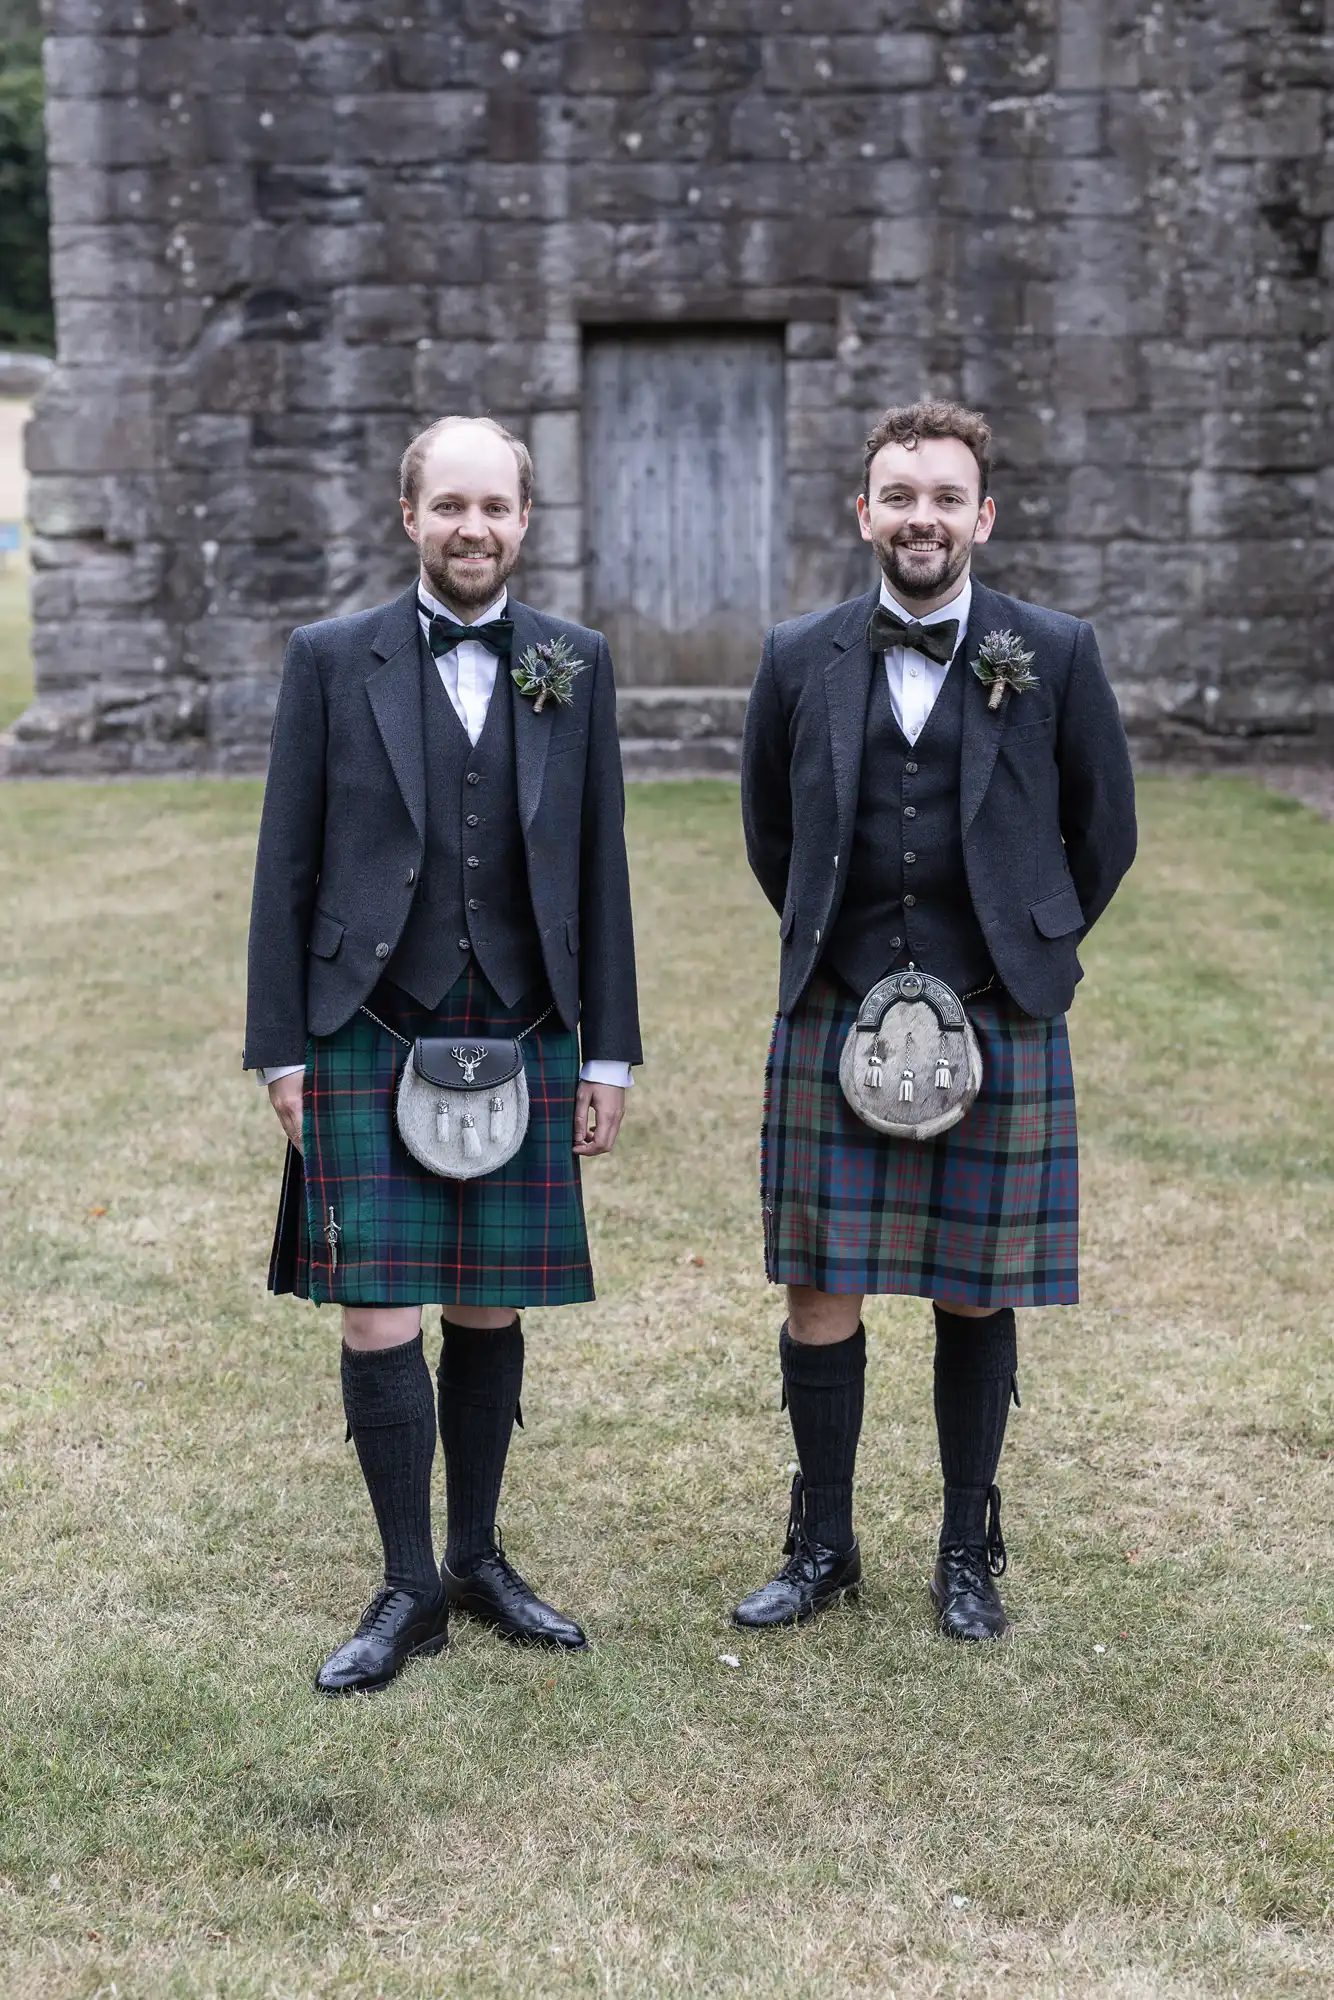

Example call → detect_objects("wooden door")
583 330 785 687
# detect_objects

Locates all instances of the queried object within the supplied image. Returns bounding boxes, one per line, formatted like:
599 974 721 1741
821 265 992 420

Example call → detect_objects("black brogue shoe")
930 1483 1010 1641
442 1533 588 1650
732 1474 863 1631
314 1585 450 1696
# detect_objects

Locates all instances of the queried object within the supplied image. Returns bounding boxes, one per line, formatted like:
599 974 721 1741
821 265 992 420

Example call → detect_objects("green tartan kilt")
761 969 1079 1306
268 962 593 1308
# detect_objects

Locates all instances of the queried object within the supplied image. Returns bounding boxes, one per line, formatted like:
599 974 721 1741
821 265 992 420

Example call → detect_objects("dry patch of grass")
0 775 1331 1998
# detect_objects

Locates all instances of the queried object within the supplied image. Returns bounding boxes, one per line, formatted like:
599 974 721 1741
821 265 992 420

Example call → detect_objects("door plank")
584 331 786 687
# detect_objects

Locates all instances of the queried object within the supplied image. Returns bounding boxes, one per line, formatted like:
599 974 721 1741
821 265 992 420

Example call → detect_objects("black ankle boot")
931 1483 1009 1641
732 1474 863 1630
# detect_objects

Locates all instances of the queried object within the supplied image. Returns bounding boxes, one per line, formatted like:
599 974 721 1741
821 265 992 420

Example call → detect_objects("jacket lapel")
506 599 551 831
958 577 1009 840
823 589 879 852
365 585 427 842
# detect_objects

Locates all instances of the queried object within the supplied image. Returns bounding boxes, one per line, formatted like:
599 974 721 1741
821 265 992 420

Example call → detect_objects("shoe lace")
940 1486 1007 1594
482 1526 527 1596
357 1587 402 1636
985 1484 1007 1576
778 1472 819 1582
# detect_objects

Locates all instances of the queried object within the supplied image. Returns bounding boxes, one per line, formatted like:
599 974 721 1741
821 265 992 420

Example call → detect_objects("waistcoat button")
890 935 903 949
904 805 917 818
466 813 479 827
458 937 471 950
904 851 917 864
466 771 481 786
468 898 480 911
905 761 918 774
904 894 917 908
374 942 390 959
466 855 480 867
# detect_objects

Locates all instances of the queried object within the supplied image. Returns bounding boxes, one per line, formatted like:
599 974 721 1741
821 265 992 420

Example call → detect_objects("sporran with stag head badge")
359 1000 552 1179
838 965 984 1142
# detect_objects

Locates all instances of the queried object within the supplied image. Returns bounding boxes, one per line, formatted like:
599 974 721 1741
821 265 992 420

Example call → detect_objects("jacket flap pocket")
1030 885 1085 939
565 912 580 954
309 909 345 959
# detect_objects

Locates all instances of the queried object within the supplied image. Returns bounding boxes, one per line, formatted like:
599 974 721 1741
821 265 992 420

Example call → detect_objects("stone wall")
12 0 1333 773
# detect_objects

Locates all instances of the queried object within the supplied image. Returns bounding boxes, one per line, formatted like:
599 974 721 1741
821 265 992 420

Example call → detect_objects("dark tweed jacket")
243 586 641 1071
741 577 1137 1019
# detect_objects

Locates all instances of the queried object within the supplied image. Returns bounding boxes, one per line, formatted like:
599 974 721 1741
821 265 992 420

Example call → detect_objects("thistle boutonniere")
511 636 589 713
972 630 1039 711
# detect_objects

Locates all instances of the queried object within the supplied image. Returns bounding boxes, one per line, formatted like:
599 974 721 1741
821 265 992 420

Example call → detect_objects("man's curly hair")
863 400 992 500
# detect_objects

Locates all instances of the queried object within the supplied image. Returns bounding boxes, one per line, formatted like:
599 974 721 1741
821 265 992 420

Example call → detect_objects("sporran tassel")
461 1112 482 1160
866 1038 884 1090
935 1056 952 1090
489 1095 503 1141
898 1068 915 1104
435 1100 451 1143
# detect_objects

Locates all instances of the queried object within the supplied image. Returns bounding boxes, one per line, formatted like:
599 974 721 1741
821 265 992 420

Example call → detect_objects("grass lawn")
0 771 1331 1999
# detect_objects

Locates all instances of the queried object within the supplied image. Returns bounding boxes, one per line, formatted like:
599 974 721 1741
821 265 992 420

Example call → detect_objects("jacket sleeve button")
375 942 390 959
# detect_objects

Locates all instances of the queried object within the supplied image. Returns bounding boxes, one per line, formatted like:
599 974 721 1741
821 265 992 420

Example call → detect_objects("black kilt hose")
762 971 1078 1306
270 964 593 1308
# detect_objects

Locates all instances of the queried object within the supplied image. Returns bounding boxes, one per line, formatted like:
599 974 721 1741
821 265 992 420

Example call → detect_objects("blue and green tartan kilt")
761 968 1079 1307
268 962 593 1308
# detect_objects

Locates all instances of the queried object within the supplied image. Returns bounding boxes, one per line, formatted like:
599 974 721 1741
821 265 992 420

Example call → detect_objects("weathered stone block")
334 285 432 345
760 34 936 94
528 410 581 505
1188 470 1317 540
1212 90 1324 161
989 542 1104 618
27 393 165 475
870 216 931 284
1202 409 1327 472
18 0 1333 769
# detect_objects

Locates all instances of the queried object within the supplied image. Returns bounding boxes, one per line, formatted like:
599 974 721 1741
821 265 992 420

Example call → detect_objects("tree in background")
0 0 52 353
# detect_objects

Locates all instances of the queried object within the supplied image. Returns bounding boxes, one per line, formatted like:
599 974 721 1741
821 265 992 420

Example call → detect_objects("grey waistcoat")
387 638 545 1010
822 652 995 998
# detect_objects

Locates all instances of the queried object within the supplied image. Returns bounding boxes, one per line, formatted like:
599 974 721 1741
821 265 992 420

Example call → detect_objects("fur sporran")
361 1003 550 1180
838 966 983 1142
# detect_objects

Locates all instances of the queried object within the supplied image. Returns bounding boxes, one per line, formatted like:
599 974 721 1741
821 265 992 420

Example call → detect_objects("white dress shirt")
419 582 509 745
878 574 972 744
259 582 633 1089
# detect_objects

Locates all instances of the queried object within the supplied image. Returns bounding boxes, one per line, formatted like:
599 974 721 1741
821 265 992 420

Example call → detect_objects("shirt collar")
878 574 971 658
417 583 509 628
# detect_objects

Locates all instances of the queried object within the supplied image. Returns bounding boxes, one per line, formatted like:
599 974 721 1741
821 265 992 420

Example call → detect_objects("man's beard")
420 538 521 610
873 531 972 604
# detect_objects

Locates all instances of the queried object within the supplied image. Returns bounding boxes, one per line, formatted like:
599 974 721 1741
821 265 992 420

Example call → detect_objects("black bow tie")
424 608 514 660
868 604 960 668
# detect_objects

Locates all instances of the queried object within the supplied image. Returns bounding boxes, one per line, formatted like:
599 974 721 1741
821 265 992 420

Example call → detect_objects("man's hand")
268 1072 304 1153
573 1082 626 1157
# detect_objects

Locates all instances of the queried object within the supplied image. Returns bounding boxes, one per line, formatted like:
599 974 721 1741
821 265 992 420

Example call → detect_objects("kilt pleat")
270 962 593 1308
761 969 1078 1305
